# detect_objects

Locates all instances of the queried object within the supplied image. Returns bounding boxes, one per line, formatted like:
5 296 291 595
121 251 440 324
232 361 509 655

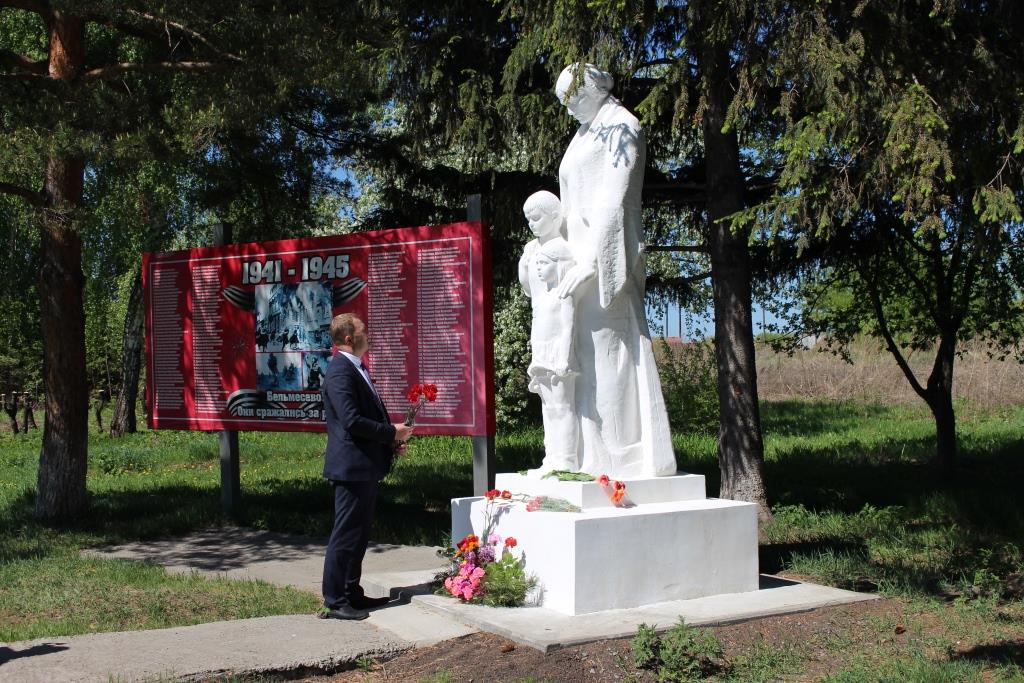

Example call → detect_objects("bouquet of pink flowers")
439 487 584 606
443 532 522 603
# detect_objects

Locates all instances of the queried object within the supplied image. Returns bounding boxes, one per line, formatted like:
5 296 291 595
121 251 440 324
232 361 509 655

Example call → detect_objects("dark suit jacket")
322 352 396 482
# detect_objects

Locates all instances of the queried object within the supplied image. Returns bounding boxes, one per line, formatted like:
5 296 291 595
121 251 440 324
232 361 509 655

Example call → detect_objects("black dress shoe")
318 604 369 620
351 595 391 609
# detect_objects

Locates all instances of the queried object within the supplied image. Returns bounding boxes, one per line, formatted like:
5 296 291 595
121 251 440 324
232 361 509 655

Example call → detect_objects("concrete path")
1 528 475 682
0 527 878 681
0 614 408 683
80 526 446 601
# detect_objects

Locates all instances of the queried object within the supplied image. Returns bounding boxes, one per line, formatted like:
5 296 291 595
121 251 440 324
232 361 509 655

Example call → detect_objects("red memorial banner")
143 222 494 435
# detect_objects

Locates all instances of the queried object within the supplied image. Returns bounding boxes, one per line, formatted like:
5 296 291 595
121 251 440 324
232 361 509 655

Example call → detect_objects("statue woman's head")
555 64 614 125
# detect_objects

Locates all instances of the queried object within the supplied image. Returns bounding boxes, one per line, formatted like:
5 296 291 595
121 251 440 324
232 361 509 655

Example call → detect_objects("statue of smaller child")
519 190 579 474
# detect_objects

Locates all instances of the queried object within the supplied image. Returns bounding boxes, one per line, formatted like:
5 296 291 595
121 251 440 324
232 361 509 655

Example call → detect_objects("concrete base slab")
414 575 879 652
368 602 477 647
0 614 409 683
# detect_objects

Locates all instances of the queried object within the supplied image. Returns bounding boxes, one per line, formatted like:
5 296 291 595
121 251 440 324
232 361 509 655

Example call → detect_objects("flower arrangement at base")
437 491 558 607
442 531 536 607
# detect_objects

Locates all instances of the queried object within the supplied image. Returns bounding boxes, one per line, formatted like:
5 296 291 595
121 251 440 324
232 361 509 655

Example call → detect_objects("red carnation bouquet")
404 383 438 426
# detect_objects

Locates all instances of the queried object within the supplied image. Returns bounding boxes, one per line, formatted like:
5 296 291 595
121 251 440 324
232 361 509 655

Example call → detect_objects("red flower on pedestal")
597 473 627 507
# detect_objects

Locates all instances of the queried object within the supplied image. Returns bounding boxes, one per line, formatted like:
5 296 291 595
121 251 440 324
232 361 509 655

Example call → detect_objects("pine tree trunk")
700 34 771 523
35 12 89 521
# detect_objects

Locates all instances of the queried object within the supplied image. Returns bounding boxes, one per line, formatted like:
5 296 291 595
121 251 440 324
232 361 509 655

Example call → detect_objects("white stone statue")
519 191 579 472
551 63 677 478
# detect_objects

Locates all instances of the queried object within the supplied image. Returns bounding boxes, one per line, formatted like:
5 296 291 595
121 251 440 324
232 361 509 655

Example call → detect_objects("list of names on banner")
191 264 226 414
413 244 470 421
366 249 409 411
150 267 185 412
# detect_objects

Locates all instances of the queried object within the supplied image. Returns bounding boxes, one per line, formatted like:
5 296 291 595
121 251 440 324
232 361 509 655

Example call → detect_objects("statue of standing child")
519 191 579 474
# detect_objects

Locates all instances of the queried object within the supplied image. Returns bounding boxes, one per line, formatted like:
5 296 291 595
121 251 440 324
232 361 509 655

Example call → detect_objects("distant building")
799 334 819 349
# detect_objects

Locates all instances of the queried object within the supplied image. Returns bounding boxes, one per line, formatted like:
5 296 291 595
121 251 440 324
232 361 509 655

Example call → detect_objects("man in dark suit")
320 313 414 620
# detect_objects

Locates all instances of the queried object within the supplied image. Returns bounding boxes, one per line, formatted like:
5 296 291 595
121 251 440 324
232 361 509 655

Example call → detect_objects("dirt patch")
307 595 1024 682
305 599 905 682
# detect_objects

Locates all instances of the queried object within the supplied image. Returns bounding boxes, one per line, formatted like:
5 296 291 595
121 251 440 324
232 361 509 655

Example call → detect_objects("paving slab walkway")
0 614 409 683
0 526 878 681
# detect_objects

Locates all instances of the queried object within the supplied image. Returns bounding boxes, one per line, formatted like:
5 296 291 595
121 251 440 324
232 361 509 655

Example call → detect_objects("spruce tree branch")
0 181 43 206
953 225 989 329
883 220 942 321
802 265 851 330
646 181 705 191
282 113 351 148
886 240 940 321
953 250 980 330
0 1 48 15
0 71 48 81
648 271 712 288
863 261 928 399
80 60 227 81
886 214 932 259
635 58 678 70
0 49 47 74
645 244 706 253
79 16 168 47
123 9 243 62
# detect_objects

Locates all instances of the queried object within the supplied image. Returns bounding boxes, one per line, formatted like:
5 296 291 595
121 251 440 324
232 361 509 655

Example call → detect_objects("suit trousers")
322 479 378 608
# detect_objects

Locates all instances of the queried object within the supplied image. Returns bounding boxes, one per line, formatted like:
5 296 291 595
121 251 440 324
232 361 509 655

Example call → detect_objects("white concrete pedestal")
451 472 759 615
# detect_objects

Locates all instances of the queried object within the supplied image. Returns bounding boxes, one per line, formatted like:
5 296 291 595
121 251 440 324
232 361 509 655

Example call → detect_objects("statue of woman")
553 64 676 478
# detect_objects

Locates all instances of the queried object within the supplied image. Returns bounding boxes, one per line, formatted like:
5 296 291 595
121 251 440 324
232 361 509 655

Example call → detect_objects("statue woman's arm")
590 116 644 307
559 113 643 304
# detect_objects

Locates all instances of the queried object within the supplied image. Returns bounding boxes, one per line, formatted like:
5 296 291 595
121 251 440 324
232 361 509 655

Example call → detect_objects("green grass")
0 413 501 641
2 400 1023 652
722 641 804 682
821 652 1023 682
673 400 1024 599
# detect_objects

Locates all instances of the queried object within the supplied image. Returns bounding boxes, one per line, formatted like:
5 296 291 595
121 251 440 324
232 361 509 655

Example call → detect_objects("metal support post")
467 194 496 495
214 222 241 517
